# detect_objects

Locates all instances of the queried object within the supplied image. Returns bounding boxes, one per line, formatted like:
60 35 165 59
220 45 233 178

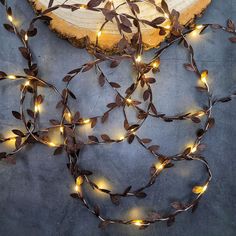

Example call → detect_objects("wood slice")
29 0 211 50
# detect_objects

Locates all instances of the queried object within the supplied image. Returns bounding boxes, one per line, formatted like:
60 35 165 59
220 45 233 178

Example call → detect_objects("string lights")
0 0 235 231
34 103 40 113
135 55 142 63
7 75 16 80
24 33 28 41
97 30 102 38
82 119 90 124
201 70 208 84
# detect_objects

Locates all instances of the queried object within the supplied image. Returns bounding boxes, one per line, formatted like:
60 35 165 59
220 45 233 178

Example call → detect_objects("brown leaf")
101 112 109 123
0 71 7 78
15 137 22 149
19 47 30 60
48 0 54 7
191 116 201 123
12 129 24 137
196 129 205 138
27 109 34 118
183 147 191 156
36 95 44 104
101 134 111 142
128 134 135 144
53 146 63 155
150 103 158 115
120 15 132 27
93 204 100 216
3 24 14 33
110 82 121 88
63 75 72 82
208 117 215 128
120 23 132 33
152 17 166 25
110 60 120 68
143 90 150 101
12 111 22 120
73 111 80 122
88 135 99 143
91 118 97 128
87 0 103 8
184 63 195 72
135 191 147 198
161 0 170 14
141 138 152 144
98 73 105 87
148 145 160 152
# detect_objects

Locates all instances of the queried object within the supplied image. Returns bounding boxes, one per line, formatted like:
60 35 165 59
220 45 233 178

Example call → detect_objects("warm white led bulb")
8 15 13 23
135 55 142 63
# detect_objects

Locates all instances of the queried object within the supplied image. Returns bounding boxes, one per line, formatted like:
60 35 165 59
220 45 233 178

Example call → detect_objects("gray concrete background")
0 0 235 235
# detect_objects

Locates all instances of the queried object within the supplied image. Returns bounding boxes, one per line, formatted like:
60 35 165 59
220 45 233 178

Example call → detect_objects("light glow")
155 163 164 171
126 98 132 104
152 61 160 68
7 75 16 80
8 15 13 23
135 55 142 63
24 33 28 41
34 104 40 113
48 142 56 147
201 71 208 84
196 25 203 30
132 220 144 226
83 119 90 124
97 31 102 37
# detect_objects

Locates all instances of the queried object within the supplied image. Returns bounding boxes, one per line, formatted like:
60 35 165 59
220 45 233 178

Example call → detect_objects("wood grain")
29 0 211 50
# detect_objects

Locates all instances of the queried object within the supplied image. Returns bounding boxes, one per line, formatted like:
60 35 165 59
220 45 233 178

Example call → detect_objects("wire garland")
0 0 236 230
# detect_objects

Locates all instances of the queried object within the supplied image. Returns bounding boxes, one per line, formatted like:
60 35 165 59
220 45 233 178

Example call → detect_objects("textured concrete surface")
0 1 236 236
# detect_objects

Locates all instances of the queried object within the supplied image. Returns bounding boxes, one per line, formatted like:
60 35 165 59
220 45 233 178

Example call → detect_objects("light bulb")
191 146 197 153
135 55 142 63
192 184 208 194
132 220 144 226
48 142 56 147
80 4 87 9
196 111 205 117
164 24 171 29
83 119 90 124
196 25 203 30
76 176 84 186
97 31 102 37
24 81 30 86
155 163 164 171
7 75 16 80
24 33 28 41
75 185 79 192
152 61 159 68
126 98 132 104
34 104 40 113
8 15 13 23
201 71 208 84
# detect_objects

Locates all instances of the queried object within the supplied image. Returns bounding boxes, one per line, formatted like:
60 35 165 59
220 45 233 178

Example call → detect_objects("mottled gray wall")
0 0 235 236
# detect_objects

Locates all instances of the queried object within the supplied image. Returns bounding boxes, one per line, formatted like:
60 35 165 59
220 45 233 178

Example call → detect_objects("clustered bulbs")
0 0 235 231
